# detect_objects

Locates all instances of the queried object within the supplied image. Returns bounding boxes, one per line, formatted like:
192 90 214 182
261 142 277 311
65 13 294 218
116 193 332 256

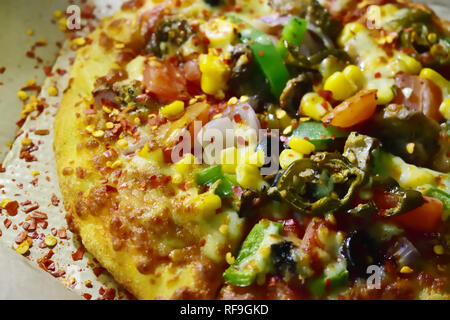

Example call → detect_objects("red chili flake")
0 67 5 74
81 4 96 19
82 293 92 300
30 211 47 220
93 266 105 277
102 288 116 300
178 182 189 191
31 178 38 187
42 66 53 77
233 113 242 123
55 68 67 76
4 219 11 229
5 200 18 216
325 278 331 290
15 231 28 244
57 228 67 239
24 204 39 213
258 50 264 57
72 246 86 261
51 194 59 206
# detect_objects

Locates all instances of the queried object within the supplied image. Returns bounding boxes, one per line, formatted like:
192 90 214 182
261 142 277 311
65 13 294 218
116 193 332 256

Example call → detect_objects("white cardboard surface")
0 0 447 300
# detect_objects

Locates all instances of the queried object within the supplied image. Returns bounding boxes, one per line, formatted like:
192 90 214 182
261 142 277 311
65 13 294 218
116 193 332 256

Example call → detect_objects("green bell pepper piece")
223 219 283 286
278 17 308 57
290 121 348 151
195 165 238 198
240 28 290 98
425 188 450 215
308 261 349 298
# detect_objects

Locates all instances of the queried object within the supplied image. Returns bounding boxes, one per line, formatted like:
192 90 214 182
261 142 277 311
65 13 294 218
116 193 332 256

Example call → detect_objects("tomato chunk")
393 73 443 122
391 196 443 233
143 60 189 103
322 90 377 128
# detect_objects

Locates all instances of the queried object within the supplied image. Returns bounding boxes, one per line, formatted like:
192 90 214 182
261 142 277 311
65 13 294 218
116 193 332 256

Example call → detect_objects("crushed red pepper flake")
5 200 18 216
72 246 86 261
82 293 92 300
93 266 105 277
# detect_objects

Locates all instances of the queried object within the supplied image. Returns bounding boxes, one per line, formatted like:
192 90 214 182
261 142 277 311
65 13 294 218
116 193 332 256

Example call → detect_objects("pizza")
54 0 450 299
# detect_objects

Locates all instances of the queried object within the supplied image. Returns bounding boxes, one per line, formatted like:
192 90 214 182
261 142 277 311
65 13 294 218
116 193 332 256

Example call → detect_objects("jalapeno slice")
273 153 366 215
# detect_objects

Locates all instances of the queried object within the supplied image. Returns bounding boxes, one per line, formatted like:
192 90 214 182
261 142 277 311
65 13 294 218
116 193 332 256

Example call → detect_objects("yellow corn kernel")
174 153 197 174
105 122 114 129
406 143 415 154
30 170 40 177
420 68 450 95
111 160 122 169
117 139 128 149
102 106 112 114
47 86 58 96
71 37 86 46
160 100 184 118
195 192 222 216
21 138 32 146
299 92 330 121
45 236 57 247
376 84 394 105
26 79 36 86
26 29 34 36
225 252 235 265
115 43 125 49
324 71 358 101
58 17 67 31
16 241 30 255
236 163 263 190
338 22 365 47
201 18 235 48
396 53 421 75
343 65 365 89
289 136 315 155
137 144 164 163
219 224 229 234
53 10 63 18
220 147 238 174
439 98 450 120
433 245 444 255
283 125 293 135
227 97 238 105
276 109 287 120
17 90 28 101
92 130 105 138
400 266 414 274
199 52 230 98
279 149 302 169
244 149 265 167
239 96 249 103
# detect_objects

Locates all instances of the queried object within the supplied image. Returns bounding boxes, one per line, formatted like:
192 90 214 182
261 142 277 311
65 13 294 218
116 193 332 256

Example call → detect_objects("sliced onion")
391 237 421 268
197 116 234 148
228 103 261 131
